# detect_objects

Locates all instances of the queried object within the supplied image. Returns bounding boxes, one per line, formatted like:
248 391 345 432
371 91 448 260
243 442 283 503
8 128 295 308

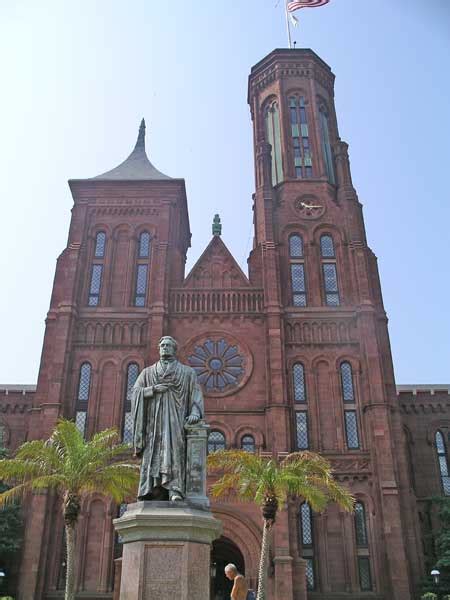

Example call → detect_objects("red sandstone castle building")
1 48 449 600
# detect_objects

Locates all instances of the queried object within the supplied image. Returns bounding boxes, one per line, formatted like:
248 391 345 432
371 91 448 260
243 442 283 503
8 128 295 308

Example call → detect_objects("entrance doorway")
211 536 245 600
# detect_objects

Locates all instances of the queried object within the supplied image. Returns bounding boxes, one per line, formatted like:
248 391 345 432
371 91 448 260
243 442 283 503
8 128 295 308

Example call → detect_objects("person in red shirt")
224 564 248 600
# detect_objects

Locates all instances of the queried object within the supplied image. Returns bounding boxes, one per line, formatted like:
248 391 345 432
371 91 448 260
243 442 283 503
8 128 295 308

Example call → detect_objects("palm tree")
0 419 139 600
207 449 354 600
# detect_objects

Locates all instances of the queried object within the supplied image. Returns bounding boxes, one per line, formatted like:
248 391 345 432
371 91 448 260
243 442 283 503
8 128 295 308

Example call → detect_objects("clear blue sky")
0 0 449 384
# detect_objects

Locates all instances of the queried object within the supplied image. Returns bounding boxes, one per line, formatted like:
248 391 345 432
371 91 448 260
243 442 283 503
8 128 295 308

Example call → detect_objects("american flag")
287 0 330 12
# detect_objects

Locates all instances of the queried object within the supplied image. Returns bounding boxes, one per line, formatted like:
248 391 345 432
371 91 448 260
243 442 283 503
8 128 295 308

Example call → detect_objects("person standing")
224 564 248 600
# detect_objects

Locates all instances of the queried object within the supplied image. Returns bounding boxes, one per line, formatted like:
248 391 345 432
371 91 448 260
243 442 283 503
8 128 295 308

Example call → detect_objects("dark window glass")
77 363 91 402
135 264 148 307
264 102 283 186
123 363 139 444
291 264 307 307
323 264 340 306
0 424 5 447
293 363 306 403
296 412 309 450
94 232 106 258
345 410 360 449
355 502 368 546
320 235 335 258
340 362 355 402
88 264 103 306
75 410 87 437
289 96 312 178
289 234 303 258
241 435 255 453
305 558 315 591
436 431 450 495
139 232 151 258
208 430 225 454
300 502 313 546
114 503 128 555
358 557 372 591
319 108 335 184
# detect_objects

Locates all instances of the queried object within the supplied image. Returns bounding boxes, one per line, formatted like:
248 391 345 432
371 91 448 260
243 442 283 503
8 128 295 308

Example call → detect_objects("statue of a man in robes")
132 336 204 502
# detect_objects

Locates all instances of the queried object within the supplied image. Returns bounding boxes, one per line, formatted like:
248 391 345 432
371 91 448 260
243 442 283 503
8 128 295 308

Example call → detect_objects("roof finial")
135 118 146 150
212 214 222 236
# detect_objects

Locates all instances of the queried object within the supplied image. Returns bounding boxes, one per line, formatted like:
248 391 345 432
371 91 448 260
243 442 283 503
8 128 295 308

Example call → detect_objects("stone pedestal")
114 501 222 600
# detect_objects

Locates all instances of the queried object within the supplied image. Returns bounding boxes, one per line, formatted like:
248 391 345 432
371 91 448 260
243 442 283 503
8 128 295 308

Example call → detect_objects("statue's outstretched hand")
186 414 200 425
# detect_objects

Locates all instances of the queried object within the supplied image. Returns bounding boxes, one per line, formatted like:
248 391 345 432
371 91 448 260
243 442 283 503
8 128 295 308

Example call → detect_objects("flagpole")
285 0 292 48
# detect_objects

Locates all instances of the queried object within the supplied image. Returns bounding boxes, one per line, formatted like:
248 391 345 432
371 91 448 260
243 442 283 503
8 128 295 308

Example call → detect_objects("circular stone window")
187 337 251 396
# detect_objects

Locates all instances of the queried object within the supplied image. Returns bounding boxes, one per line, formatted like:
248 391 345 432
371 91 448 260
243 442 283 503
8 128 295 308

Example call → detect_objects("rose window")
188 339 245 393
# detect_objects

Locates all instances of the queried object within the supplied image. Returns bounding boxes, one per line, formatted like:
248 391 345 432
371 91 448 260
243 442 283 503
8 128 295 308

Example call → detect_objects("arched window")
289 234 307 307
354 502 368 546
293 363 306 403
319 105 335 184
123 363 139 444
289 96 312 178
94 231 106 258
320 234 340 306
436 431 450 495
340 362 355 402
88 232 106 306
75 362 91 437
208 430 225 454
134 231 151 306
299 502 315 590
264 100 283 186
241 435 255 453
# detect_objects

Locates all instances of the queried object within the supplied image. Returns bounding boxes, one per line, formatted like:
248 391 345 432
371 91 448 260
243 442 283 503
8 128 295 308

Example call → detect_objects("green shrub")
421 593 437 600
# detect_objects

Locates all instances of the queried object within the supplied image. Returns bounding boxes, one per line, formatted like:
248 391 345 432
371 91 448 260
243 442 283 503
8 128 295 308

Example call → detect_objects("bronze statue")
132 336 204 501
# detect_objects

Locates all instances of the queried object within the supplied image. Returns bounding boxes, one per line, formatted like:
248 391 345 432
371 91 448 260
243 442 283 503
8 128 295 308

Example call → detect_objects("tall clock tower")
246 49 422 598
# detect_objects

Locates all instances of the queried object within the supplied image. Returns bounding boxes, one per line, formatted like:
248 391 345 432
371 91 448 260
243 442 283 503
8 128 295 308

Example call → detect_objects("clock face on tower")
186 336 251 396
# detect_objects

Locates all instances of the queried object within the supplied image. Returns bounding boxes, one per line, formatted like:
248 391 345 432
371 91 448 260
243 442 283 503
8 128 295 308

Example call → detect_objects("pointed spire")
135 118 146 150
212 214 222 236
92 118 171 181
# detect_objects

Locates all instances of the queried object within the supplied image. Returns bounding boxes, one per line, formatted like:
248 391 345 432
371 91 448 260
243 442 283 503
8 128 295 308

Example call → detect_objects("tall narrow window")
114 503 128 554
88 232 106 306
57 529 67 590
354 501 372 590
354 502 368 547
241 435 255 453
296 412 309 450
340 362 355 402
320 234 340 306
358 557 372 591
264 100 283 186
289 96 312 178
345 410 360 449
289 234 307 307
0 423 5 447
299 503 316 590
75 362 91 438
293 363 306 403
436 431 450 495
134 231 151 307
208 430 225 454
123 363 139 444
319 106 335 184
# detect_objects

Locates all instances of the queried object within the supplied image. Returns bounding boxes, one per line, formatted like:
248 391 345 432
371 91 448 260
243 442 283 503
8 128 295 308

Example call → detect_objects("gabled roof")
183 235 250 289
92 119 171 181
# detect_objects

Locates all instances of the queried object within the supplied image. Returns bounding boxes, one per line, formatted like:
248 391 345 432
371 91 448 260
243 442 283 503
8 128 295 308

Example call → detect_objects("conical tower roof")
92 119 171 180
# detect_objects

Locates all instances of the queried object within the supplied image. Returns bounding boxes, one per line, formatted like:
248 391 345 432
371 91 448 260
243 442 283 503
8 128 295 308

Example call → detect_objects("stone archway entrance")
211 536 246 600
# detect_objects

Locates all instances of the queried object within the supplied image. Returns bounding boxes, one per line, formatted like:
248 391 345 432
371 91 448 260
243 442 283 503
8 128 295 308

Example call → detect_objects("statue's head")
158 336 178 359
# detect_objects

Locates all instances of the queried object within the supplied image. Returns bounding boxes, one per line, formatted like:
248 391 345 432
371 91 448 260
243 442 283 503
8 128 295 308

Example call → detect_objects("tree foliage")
208 450 354 599
0 420 139 600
